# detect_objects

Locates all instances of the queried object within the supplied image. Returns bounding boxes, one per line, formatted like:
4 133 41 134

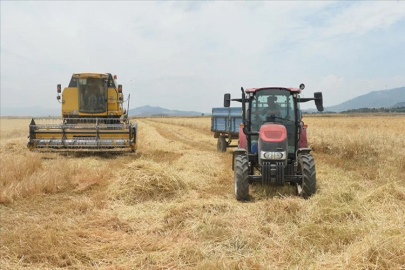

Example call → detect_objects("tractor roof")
245 87 301 93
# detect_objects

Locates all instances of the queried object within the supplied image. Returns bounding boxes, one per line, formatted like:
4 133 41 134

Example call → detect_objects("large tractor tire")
298 154 316 199
234 154 249 201
217 136 227 152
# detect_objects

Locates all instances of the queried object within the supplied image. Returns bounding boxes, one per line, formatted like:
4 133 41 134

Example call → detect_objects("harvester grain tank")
27 72 137 152
223 84 324 200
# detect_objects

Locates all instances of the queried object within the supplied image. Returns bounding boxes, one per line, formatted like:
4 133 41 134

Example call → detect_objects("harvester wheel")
234 155 249 201
217 136 227 152
298 154 316 199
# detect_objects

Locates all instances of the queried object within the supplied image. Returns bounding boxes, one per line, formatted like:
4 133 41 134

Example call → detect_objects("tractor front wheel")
297 154 316 199
217 136 227 152
234 154 249 201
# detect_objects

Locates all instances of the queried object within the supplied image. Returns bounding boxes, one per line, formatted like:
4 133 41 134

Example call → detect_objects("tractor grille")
285 164 294 175
262 161 272 185
262 162 284 186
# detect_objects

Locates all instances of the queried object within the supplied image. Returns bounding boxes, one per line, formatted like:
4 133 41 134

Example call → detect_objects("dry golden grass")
146 117 213 135
1 115 404 269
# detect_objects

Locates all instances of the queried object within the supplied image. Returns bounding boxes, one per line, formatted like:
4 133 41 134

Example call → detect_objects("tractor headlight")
261 151 286 160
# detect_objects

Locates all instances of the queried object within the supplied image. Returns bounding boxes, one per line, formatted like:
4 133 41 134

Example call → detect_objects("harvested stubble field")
0 115 404 269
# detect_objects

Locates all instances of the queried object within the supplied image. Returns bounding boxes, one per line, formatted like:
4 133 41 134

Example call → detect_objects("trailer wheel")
297 154 316 199
234 154 249 201
217 136 227 152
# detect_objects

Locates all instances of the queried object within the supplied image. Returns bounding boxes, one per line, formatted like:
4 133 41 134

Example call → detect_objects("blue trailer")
211 107 243 152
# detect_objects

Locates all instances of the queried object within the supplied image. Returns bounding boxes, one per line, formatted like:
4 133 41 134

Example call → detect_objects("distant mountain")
1 106 60 117
326 87 405 112
0 105 206 117
128 105 206 116
4 87 404 117
391 101 405 108
302 108 318 113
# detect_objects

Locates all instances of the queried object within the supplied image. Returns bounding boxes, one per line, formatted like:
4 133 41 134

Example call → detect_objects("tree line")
303 106 405 114
341 106 405 113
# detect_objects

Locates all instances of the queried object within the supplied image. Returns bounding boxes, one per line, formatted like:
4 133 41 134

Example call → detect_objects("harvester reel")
27 117 137 153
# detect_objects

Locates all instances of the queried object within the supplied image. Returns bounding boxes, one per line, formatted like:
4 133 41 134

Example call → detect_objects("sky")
1 1 405 113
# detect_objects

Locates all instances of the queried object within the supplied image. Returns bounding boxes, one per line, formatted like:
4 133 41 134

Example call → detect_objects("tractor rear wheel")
298 154 316 199
217 136 227 152
234 155 249 201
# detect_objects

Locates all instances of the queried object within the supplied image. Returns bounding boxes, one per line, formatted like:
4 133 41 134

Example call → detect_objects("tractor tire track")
147 118 213 136
145 119 217 152
135 119 233 196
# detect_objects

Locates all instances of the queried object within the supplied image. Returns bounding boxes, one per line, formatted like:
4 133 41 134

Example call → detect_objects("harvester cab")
224 84 323 200
27 72 137 152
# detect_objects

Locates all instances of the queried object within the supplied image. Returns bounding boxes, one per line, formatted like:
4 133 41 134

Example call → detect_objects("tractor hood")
259 123 287 142
258 123 288 165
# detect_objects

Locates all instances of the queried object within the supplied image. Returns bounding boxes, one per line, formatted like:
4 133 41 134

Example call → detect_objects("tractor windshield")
250 89 296 154
78 78 107 113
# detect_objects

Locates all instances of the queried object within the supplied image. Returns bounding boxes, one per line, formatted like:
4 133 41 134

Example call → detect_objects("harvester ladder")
61 122 67 148
96 118 100 149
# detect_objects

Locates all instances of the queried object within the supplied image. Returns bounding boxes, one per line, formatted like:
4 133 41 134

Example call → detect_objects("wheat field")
0 115 404 269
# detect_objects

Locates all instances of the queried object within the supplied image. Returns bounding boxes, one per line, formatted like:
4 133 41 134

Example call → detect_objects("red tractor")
224 84 323 200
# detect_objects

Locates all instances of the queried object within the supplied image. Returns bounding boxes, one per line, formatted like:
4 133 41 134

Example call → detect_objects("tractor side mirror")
314 92 324 112
224 93 231 107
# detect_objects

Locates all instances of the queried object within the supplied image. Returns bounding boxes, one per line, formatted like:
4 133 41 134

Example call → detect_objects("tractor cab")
224 84 324 201
248 88 298 158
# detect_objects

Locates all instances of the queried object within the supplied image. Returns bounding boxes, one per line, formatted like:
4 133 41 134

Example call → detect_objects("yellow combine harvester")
27 72 137 152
